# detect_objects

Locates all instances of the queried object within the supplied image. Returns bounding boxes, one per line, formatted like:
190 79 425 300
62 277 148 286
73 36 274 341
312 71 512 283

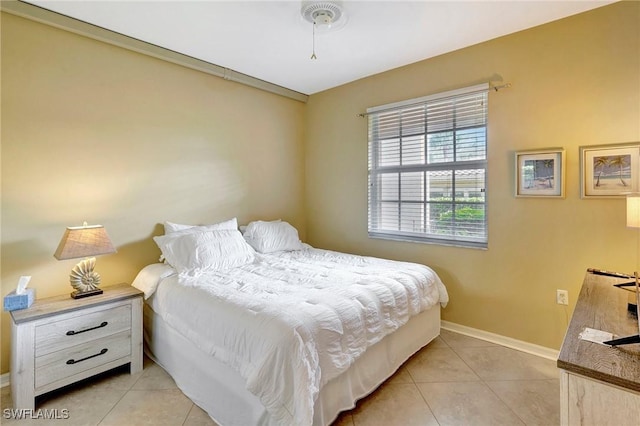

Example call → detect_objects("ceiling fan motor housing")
302 1 344 30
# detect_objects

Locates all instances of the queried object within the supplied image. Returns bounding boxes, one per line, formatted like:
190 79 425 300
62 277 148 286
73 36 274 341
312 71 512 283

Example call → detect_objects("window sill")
368 232 488 250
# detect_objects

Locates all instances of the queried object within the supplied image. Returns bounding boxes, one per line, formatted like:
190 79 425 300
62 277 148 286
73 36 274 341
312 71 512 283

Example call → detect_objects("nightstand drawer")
35 304 131 357
35 330 132 389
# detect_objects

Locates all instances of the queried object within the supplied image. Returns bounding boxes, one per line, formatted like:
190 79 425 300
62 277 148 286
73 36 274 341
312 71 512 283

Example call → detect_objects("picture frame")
580 142 640 198
515 148 565 198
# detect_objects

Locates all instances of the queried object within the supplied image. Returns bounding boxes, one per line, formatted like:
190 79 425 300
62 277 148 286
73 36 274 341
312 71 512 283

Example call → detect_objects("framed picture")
580 143 640 198
515 148 565 197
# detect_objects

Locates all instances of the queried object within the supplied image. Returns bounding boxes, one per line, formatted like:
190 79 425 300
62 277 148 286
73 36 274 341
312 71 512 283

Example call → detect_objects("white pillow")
153 229 254 274
243 220 304 253
131 263 176 299
164 217 238 234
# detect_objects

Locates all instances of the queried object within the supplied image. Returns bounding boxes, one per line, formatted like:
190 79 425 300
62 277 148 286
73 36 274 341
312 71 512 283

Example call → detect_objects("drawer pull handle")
66 348 108 365
66 321 108 336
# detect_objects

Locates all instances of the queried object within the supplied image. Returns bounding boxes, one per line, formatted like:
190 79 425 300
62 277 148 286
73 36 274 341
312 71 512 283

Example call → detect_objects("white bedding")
134 247 448 426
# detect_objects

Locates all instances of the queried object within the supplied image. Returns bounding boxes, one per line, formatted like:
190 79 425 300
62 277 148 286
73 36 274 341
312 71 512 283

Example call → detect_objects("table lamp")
54 222 116 299
627 193 640 228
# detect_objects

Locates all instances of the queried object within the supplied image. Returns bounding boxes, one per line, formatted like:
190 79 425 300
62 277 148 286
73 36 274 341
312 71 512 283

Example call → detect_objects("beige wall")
305 1 640 350
1 1 638 377
0 13 306 374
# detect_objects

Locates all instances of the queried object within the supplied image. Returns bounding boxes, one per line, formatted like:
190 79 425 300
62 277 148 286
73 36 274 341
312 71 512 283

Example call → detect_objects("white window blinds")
367 84 488 248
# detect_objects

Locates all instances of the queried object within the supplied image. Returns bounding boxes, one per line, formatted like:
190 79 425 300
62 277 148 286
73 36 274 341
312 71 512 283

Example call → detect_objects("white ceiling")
26 0 614 95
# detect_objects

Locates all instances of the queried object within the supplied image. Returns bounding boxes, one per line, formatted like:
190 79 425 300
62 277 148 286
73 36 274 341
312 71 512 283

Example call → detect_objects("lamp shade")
627 194 640 228
54 224 116 260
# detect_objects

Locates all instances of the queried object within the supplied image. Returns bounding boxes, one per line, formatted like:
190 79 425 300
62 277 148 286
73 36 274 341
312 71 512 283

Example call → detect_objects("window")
367 84 488 248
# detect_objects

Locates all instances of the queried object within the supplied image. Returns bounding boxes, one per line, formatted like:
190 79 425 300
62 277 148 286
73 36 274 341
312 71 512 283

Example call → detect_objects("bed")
132 219 448 426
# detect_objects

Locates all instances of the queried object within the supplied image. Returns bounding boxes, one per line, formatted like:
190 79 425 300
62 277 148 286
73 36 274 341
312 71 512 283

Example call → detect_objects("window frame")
367 83 489 249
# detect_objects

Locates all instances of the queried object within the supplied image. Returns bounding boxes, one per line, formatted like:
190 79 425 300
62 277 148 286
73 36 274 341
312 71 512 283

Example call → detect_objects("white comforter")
134 248 447 426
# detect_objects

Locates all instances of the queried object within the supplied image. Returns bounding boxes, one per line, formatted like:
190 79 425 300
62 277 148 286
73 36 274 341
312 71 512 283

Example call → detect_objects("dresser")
10 284 143 409
557 272 640 426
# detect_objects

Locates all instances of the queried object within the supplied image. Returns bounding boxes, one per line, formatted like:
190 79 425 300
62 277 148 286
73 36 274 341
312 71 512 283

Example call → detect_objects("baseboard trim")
1 372 10 388
441 320 559 361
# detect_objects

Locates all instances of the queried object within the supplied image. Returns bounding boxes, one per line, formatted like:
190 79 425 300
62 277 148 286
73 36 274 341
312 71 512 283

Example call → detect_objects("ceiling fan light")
313 11 334 30
301 1 345 32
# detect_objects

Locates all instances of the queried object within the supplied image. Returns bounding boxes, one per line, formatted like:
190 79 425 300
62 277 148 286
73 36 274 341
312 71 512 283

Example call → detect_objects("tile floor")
0 330 560 425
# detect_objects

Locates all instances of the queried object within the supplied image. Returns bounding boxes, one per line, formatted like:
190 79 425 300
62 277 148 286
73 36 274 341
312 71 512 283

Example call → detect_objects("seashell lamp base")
69 257 104 299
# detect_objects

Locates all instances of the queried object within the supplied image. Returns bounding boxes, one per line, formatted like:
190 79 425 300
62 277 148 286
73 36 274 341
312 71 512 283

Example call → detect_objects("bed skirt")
143 302 440 426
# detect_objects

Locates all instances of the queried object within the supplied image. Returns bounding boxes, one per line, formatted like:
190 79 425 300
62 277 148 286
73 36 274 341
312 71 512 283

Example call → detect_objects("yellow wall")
305 1 640 350
0 13 306 374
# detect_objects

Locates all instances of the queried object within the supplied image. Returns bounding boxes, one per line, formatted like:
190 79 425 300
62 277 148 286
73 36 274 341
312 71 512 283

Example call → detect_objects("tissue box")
3 288 35 311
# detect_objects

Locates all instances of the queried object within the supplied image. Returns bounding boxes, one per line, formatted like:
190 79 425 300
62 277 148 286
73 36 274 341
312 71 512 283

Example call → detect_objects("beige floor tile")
1 387 18 425
99 389 192 426
384 366 414 385
84 364 143 391
405 346 480 383
131 362 178 390
3 385 128 426
42 387 128 426
427 336 450 349
486 379 560 426
440 329 498 348
418 381 525 426
183 404 220 426
352 383 438 426
453 346 558 381
1 386 13 411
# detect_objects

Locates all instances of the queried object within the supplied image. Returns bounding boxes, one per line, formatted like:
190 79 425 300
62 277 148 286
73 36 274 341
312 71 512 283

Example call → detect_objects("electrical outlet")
556 289 569 305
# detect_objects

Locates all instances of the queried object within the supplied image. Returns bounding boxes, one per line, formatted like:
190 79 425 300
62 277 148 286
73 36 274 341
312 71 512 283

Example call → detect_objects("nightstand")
10 283 143 410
